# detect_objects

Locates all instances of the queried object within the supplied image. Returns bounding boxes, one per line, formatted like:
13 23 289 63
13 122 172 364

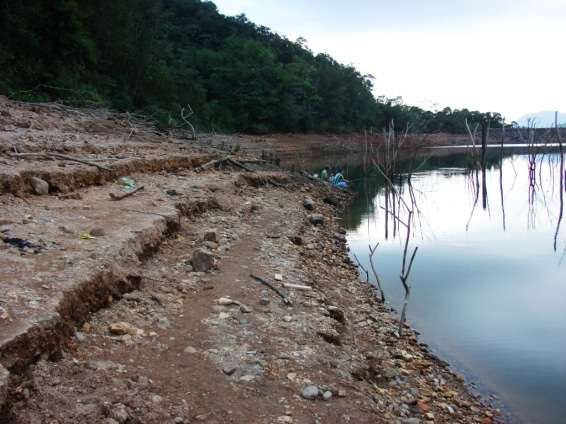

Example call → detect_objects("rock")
308 214 324 226
333 233 347 243
289 235 304 246
184 346 198 354
217 297 239 306
151 394 163 403
259 297 270 306
382 367 400 379
327 306 346 324
323 196 339 207
303 197 315 211
301 385 320 400
109 322 142 336
222 366 237 376
75 331 87 342
274 273 283 281
174 418 185 424
204 229 218 243
322 391 333 401
90 227 106 237
29 177 49 195
108 403 129 423
240 304 253 313
191 249 215 272
203 241 218 250
58 225 74 234
401 419 420 424
166 189 178 196
156 316 170 329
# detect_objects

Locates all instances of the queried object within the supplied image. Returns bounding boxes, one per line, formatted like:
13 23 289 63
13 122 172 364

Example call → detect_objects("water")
343 150 566 424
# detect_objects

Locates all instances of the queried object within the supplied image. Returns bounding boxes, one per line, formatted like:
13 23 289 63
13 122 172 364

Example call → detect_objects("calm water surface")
343 151 566 424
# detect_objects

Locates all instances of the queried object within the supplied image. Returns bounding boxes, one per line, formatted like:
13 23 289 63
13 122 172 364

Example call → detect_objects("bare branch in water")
554 111 564 252
368 243 386 303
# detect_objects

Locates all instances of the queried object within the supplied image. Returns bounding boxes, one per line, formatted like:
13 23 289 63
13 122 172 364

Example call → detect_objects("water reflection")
343 150 566 424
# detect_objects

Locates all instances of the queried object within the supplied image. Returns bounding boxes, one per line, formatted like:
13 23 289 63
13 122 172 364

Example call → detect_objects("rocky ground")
0 98 502 423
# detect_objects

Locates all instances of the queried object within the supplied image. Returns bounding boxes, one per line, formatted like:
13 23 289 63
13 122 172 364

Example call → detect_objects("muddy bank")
0 99 502 423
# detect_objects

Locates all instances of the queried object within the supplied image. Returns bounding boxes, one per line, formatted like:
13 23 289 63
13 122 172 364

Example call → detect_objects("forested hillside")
0 0 503 133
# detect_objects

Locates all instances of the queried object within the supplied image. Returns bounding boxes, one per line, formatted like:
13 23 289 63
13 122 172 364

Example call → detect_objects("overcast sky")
213 0 566 122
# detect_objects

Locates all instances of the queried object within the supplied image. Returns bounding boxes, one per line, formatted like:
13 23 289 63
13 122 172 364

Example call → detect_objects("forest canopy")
0 0 503 134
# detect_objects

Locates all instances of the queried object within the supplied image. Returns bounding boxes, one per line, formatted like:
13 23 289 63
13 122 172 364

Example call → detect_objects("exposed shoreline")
0 99 502 423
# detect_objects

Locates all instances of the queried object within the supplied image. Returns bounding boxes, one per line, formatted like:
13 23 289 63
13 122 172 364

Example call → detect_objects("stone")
322 391 333 401
204 241 218 250
108 403 129 423
383 367 400 379
222 366 237 376
75 331 87 342
109 322 142 336
323 196 339 207
90 227 106 237
327 306 346 324
308 214 324 226
156 317 171 329
301 385 319 400
151 394 163 403
29 177 49 195
303 197 315 211
184 346 198 354
333 233 347 243
204 229 218 243
274 273 283 281
401 419 420 424
289 235 304 246
259 297 270 306
239 304 253 313
191 249 215 272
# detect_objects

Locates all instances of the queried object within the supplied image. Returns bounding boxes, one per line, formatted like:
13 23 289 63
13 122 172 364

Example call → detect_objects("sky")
213 0 566 122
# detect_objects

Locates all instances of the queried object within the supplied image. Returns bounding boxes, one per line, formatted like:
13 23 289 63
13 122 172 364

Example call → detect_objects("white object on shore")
282 283 312 291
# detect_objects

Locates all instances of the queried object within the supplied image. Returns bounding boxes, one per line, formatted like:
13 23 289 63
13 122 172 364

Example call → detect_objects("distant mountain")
516 111 566 128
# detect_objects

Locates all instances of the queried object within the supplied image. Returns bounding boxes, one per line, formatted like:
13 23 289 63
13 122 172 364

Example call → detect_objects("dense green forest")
0 0 503 134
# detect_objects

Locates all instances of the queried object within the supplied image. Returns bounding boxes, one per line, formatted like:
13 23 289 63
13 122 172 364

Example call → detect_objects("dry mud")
0 100 501 423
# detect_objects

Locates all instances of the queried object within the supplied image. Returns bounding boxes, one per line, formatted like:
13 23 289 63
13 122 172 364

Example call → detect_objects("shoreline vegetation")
1 0 505 136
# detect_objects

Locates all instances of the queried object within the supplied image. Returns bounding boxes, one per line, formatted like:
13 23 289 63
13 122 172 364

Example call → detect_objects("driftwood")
225 157 253 172
109 186 145 201
282 283 312 291
196 156 254 173
10 152 112 171
250 274 292 305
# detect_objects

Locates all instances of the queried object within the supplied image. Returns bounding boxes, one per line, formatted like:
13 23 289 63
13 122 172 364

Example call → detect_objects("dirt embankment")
0 99 501 423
